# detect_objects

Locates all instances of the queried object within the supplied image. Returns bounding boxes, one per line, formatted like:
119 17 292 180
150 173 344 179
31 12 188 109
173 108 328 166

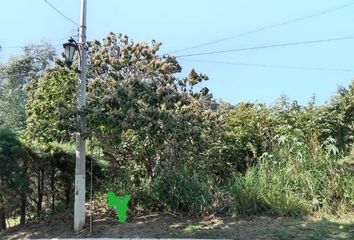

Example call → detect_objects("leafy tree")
214 102 272 176
318 82 354 153
0 42 55 130
26 32 214 182
26 68 78 143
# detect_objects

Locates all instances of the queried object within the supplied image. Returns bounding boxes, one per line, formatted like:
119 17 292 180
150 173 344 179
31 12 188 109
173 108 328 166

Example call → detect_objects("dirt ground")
1 209 354 239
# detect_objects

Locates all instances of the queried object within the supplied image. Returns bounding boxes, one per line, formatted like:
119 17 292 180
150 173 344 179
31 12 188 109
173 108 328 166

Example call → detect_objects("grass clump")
137 166 215 215
229 149 354 216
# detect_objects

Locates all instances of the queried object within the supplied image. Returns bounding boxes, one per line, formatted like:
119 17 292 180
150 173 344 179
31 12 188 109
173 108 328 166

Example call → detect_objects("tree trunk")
144 158 154 183
0 193 6 231
37 169 44 219
51 159 55 212
65 182 71 206
20 155 29 225
20 193 26 225
0 207 6 231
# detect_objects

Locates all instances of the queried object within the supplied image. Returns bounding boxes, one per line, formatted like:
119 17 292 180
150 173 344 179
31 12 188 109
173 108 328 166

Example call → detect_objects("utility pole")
74 0 87 232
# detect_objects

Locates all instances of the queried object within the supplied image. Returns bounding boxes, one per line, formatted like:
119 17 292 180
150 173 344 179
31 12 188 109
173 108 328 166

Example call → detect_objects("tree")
26 32 214 182
213 102 272 176
318 81 354 153
0 128 28 231
0 43 56 226
0 42 55 130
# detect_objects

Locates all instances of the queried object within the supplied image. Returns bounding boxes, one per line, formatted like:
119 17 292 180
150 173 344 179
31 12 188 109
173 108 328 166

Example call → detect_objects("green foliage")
0 42 55 130
86 33 216 181
140 166 214 214
46 143 106 203
318 83 354 153
215 103 271 175
0 128 26 196
229 148 354 216
26 68 78 143
4 33 354 227
230 165 311 216
0 128 29 229
26 32 216 183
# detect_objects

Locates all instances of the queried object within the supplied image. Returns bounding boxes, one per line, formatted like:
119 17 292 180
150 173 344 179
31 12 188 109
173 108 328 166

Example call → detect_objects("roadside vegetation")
0 33 353 236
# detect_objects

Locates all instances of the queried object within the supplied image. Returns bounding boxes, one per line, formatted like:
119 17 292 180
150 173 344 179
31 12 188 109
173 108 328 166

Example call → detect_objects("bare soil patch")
1 209 353 239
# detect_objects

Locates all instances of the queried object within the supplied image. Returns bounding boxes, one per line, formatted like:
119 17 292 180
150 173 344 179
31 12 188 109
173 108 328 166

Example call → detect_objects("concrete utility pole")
74 0 87 232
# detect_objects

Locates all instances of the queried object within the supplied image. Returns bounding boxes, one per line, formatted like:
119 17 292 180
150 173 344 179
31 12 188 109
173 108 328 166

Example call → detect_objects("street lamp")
62 0 87 232
63 38 78 67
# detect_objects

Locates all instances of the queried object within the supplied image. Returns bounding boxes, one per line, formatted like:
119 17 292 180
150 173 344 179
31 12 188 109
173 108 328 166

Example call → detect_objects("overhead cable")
175 36 354 58
179 59 354 72
44 0 79 27
167 1 354 54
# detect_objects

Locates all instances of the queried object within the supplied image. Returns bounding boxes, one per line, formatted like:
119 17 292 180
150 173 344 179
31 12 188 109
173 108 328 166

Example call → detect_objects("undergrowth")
229 149 354 216
105 148 354 217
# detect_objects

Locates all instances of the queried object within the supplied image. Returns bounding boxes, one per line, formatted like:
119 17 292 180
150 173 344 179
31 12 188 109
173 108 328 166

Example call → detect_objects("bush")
140 166 215 215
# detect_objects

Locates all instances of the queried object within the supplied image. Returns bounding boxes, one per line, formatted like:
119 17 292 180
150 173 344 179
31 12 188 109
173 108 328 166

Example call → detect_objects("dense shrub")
125 167 214 215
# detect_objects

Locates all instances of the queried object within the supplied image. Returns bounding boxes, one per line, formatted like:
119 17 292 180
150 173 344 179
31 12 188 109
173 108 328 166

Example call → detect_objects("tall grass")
144 166 215 214
229 150 354 216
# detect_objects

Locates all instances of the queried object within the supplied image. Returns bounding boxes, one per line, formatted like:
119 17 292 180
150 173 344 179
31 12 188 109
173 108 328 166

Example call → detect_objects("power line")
0 43 63 49
179 59 354 72
167 1 354 54
44 0 79 27
175 36 354 58
0 31 78 50
0 71 39 78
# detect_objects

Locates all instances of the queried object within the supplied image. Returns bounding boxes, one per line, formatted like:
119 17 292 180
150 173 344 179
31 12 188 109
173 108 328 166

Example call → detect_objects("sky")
1 0 354 105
